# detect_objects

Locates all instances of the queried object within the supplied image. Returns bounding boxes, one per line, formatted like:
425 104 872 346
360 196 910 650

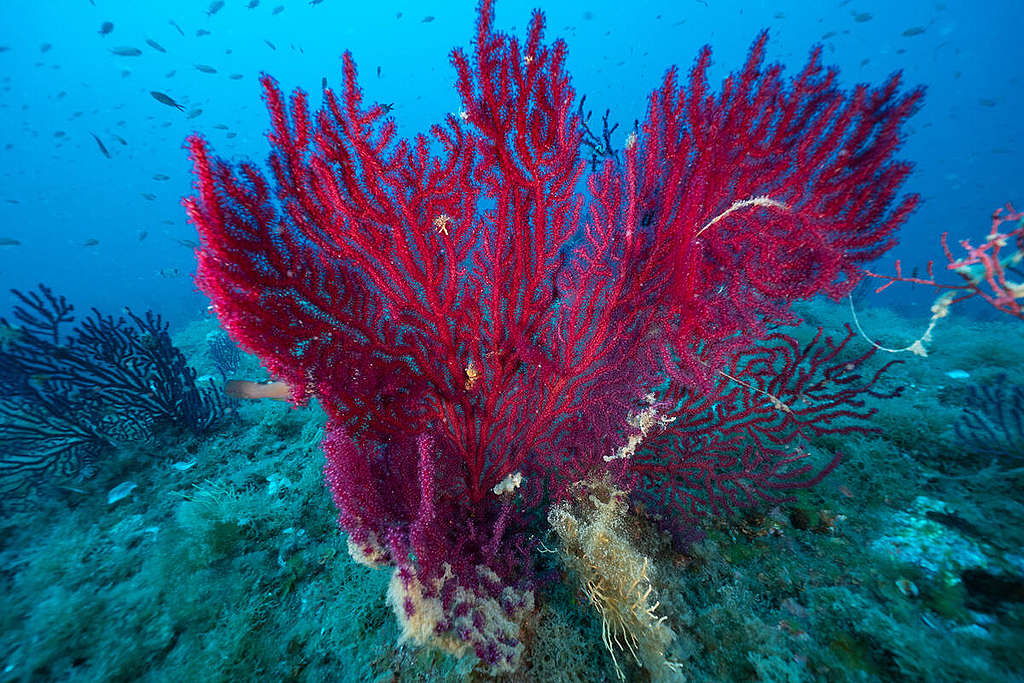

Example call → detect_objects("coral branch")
867 204 1024 320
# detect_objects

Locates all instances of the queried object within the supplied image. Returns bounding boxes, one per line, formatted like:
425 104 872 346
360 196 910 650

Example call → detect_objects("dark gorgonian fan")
955 376 1024 468
0 284 226 497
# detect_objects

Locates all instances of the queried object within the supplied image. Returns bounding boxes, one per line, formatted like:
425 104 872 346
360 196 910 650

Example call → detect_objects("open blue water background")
0 0 1019 328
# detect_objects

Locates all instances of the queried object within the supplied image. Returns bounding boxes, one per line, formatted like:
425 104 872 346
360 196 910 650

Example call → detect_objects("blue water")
0 0 1019 326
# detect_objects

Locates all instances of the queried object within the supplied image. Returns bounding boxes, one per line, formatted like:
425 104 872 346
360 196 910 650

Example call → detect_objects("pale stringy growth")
700 192 952 359
694 195 791 239
848 291 954 358
548 477 683 681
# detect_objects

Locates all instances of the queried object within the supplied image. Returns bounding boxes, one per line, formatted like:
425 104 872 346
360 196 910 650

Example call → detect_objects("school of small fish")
0 0 992 262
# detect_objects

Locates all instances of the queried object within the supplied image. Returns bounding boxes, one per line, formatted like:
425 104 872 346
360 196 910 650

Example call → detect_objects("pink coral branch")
867 204 1024 320
942 205 1024 318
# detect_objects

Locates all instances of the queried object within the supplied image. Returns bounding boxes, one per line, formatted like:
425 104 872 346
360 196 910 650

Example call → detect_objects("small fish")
153 173 170 181
225 379 292 401
141 192 156 200
377 65 381 78
213 123 229 130
247 0 259 7
176 238 199 248
107 481 137 505
902 26 925 36
165 69 176 78
0 237 22 246
98 21 114 36
90 132 110 158
271 5 284 15
380 103 394 113
310 0 324 5
138 230 148 241
186 108 203 119
111 46 142 56
145 38 166 53
422 15 435 23
207 0 225 16
321 76 327 89
854 12 872 22
226 132 237 138
150 91 184 110
264 39 276 50
158 267 181 278
196 29 211 37
40 43 52 53
113 134 127 145
83 238 99 247
194 64 217 73
228 73 243 80
169 20 185 36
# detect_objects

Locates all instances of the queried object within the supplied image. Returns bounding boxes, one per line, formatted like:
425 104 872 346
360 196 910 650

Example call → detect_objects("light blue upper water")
0 0 1019 327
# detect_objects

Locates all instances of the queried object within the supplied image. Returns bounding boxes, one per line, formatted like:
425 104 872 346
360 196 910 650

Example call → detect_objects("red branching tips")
868 204 1024 321
617 30 923 383
942 205 1024 318
186 0 918 553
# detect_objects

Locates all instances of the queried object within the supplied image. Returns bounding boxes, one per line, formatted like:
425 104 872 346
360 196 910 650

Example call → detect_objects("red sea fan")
185 0 919 673
184 0 920 555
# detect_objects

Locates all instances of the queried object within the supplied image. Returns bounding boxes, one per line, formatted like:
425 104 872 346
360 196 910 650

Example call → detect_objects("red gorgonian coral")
185 0 919 673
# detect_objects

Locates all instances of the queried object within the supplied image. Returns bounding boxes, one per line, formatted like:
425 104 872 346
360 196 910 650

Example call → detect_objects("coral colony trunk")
185 0 920 673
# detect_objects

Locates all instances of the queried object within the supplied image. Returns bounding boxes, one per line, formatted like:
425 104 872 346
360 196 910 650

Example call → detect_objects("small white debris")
170 460 197 471
492 471 524 496
945 369 970 380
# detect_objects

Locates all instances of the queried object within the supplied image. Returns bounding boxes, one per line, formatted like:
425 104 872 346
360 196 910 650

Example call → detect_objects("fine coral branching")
858 204 1024 357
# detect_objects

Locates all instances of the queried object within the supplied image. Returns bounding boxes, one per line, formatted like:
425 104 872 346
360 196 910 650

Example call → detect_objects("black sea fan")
0 284 226 497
